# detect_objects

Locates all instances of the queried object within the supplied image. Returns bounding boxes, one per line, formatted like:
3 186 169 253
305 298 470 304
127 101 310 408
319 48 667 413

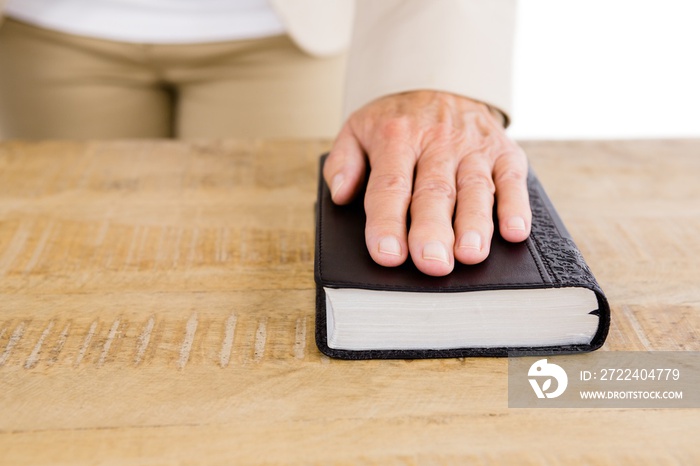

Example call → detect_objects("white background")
509 0 700 139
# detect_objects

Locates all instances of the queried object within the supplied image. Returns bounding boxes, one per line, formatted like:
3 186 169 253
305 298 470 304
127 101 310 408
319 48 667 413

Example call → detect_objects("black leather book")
314 155 610 360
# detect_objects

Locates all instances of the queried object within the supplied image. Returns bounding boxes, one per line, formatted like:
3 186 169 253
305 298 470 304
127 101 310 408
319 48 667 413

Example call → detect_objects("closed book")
314 154 610 359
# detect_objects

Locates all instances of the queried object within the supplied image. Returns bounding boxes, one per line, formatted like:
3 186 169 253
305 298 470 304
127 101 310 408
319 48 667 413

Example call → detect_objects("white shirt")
5 0 287 44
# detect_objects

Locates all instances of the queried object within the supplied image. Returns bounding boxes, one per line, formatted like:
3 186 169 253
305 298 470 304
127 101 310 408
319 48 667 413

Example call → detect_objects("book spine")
527 171 604 295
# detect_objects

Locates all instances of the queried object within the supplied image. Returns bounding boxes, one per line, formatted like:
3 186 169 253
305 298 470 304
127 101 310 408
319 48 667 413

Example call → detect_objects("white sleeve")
344 0 517 125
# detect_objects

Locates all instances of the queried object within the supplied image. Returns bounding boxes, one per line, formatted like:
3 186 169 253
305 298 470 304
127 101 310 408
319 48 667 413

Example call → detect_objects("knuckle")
457 205 493 224
494 167 527 186
378 117 412 140
366 172 412 198
456 171 496 195
506 143 527 158
413 177 456 202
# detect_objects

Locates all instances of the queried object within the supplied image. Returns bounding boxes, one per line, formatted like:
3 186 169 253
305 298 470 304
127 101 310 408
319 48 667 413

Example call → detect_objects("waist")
4 0 287 44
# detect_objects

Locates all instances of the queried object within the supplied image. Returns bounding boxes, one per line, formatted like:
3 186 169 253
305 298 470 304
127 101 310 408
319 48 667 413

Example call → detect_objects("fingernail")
458 230 482 251
378 236 402 256
507 216 526 231
330 173 345 199
422 241 449 263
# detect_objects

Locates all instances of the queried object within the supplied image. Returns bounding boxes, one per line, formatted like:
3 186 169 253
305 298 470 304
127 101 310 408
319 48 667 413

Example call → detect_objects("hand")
323 91 531 277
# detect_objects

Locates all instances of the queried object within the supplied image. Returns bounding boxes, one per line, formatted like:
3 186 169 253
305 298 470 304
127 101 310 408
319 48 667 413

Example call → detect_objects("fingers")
453 155 496 265
363 140 416 268
452 144 530 265
493 147 531 242
326 120 416 269
327 99 531 277
323 123 367 205
407 152 458 276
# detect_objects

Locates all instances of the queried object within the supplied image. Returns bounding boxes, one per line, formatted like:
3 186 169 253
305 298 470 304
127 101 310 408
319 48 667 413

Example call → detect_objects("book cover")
314 154 610 359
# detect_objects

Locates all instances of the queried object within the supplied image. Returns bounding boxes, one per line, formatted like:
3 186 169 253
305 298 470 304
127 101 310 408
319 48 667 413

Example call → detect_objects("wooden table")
1 139 698 465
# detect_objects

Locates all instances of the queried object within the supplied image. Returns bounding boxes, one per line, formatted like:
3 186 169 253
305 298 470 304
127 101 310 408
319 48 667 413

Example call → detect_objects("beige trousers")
0 18 346 140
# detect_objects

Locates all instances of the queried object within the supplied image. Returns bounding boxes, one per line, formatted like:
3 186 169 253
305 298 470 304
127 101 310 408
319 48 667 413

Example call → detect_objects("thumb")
323 122 367 205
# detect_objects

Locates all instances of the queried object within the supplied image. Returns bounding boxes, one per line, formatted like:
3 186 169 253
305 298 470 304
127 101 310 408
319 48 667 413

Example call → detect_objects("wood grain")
1 139 699 465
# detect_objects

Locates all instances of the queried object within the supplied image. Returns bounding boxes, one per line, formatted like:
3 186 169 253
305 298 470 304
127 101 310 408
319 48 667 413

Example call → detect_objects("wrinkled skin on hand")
324 90 531 277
